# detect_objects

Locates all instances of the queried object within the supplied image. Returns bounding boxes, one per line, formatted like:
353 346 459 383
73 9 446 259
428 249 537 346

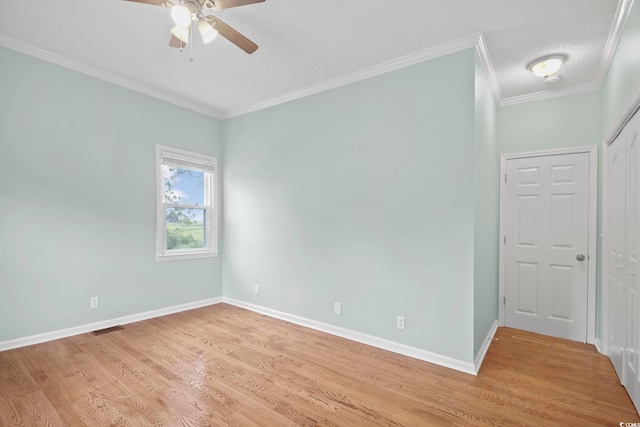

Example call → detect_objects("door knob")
576 254 586 261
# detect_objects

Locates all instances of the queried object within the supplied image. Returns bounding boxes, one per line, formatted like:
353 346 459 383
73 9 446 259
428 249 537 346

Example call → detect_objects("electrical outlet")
254 285 260 295
397 316 405 330
334 302 342 315
90 297 99 309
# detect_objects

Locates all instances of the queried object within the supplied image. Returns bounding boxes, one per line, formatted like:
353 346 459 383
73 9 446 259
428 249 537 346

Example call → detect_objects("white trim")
474 320 499 374
596 0 635 87
596 337 604 354
498 146 598 344
0 35 225 120
156 251 220 261
222 34 482 119
587 146 599 345
499 82 600 108
223 298 477 375
0 298 223 352
604 82 640 145
602 142 610 356
498 153 507 327
475 35 503 106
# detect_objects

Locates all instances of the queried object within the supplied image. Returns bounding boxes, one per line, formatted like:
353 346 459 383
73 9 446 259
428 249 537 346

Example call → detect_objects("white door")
623 110 640 407
504 153 590 342
608 130 626 379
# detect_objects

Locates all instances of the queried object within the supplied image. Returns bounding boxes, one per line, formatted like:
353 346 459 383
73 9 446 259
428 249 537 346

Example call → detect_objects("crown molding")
223 33 482 119
0 35 226 120
603 81 640 145
499 81 600 107
2 1 632 119
475 34 503 106
596 0 635 87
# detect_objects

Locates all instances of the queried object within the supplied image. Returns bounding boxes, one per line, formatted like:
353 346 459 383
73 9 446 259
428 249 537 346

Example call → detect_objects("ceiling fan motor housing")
184 0 202 13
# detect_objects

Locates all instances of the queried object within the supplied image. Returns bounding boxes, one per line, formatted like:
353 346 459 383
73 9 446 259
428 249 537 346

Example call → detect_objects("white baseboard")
595 337 603 354
0 297 223 352
2 297 485 377
474 320 499 374
223 297 477 376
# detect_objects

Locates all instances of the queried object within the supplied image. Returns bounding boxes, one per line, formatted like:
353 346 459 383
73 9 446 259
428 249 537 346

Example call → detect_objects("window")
156 145 218 261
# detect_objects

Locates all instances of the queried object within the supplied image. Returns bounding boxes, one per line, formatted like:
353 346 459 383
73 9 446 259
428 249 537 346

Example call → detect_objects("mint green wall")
223 49 477 362
497 91 602 155
8 8 636 361
0 47 224 342
602 0 640 134
473 54 498 358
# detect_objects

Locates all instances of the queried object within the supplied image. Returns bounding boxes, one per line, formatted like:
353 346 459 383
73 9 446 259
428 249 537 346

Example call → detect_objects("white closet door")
608 130 626 380
624 110 640 408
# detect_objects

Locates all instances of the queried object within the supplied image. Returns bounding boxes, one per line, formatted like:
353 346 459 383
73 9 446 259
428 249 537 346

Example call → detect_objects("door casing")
498 146 598 344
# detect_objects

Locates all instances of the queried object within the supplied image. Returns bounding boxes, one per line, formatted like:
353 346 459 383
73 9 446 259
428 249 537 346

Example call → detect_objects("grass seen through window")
166 221 205 249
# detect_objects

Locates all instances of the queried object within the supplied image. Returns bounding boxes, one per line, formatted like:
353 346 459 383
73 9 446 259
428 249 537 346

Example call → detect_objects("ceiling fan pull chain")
190 22 195 62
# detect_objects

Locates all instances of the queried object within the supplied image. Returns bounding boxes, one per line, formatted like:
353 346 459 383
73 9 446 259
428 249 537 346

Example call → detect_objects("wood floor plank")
1 304 639 426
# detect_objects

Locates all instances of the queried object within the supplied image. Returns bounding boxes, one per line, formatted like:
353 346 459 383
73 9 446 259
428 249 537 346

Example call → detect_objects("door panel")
550 264 572 320
516 262 538 315
517 195 539 245
505 153 590 342
550 194 574 246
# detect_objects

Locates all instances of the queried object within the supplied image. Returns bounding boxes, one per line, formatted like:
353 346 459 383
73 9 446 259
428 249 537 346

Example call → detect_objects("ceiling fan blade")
122 0 173 7
169 35 187 48
205 0 265 10
208 16 258 54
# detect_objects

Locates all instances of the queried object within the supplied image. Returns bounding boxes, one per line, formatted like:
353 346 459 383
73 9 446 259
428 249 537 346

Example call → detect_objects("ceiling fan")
123 0 265 54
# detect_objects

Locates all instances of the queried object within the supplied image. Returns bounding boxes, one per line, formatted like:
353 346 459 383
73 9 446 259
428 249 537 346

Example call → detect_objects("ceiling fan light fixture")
171 25 191 43
171 4 193 27
198 19 219 44
528 55 566 78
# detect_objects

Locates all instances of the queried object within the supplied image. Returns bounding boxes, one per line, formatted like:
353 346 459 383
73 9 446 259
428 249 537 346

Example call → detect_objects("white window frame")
156 145 219 261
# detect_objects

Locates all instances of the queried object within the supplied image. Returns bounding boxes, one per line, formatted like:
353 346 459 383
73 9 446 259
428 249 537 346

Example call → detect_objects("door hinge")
504 174 507 183
503 235 506 244
503 297 506 305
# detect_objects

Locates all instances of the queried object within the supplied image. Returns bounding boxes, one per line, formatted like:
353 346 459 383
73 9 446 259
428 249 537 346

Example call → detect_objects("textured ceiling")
0 0 629 118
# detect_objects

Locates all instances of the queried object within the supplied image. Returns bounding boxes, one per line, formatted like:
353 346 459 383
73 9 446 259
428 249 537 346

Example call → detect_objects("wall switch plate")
254 285 260 295
90 297 99 309
334 302 342 315
397 316 405 330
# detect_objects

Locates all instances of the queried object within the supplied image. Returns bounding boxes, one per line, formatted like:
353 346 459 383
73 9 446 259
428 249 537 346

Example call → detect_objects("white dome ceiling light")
528 54 567 83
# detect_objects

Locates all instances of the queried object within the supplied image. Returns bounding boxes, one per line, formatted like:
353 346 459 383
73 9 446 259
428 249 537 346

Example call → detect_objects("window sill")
156 251 220 262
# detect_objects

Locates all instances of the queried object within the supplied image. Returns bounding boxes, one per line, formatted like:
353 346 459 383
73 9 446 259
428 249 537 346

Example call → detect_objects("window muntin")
156 146 218 260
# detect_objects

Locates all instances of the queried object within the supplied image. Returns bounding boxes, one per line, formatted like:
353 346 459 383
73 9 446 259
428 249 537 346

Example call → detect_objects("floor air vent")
92 326 124 336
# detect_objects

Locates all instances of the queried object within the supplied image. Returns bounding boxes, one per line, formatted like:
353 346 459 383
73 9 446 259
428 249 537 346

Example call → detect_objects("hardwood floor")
0 304 638 426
